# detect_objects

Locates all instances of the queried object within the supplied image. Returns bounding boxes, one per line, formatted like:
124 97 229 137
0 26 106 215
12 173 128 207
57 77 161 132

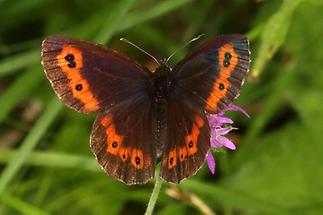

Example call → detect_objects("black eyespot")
68 61 76 68
169 157 174 165
180 154 183 159
75 84 83 91
223 60 230 67
112 141 118 148
122 154 126 159
65 54 74 62
219 83 225 90
224 52 232 59
135 157 140 165
188 141 193 148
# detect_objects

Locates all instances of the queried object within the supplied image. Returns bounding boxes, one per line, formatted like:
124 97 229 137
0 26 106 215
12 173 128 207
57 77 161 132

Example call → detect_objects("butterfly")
41 35 250 185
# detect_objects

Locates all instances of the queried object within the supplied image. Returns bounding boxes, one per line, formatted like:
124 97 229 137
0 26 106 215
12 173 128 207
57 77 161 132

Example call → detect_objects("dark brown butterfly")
41 35 250 185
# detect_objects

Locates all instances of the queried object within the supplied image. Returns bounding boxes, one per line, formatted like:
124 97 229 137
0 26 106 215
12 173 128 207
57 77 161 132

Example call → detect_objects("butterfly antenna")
166 34 205 63
120 38 160 65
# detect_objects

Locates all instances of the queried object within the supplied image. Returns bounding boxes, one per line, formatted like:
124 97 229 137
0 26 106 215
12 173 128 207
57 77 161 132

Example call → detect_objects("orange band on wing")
119 146 131 162
57 45 100 112
100 116 151 167
205 43 238 111
178 146 188 162
195 115 205 128
218 44 238 78
131 148 144 169
167 149 177 169
100 115 124 155
101 115 112 127
184 114 205 156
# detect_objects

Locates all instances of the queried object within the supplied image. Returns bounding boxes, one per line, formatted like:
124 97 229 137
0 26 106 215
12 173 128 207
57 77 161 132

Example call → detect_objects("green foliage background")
0 0 322 214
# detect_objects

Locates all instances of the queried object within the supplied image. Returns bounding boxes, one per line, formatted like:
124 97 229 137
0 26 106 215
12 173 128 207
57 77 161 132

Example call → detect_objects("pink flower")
206 105 250 174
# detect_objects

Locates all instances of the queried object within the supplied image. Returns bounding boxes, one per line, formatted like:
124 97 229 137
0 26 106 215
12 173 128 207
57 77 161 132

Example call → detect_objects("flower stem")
145 171 163 215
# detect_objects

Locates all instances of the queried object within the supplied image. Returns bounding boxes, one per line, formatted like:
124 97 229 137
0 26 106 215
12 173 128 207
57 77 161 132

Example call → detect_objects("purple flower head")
206 104 249 174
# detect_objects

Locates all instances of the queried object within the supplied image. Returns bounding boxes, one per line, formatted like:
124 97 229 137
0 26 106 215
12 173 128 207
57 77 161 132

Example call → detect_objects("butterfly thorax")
152 64 172 100
152 63 172 156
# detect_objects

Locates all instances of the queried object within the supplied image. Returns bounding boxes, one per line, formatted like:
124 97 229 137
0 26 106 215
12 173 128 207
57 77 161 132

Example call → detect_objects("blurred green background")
0 0 322 214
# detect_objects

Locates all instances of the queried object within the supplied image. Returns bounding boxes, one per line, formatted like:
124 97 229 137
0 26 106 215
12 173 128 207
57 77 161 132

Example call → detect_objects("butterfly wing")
171 34 250 113
160 96 210 183
90 98 156 185
160 35 250 183
42 36 156 184
41 35 151 113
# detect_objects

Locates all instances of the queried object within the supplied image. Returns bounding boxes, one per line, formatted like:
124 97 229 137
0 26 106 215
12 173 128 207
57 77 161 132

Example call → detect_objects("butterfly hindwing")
90 98 156 185
172 35 250 113
160 97 210 183
41 35 151 113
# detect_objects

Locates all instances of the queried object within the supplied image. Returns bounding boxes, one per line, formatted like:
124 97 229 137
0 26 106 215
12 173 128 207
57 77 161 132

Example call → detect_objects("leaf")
251 0 302 79
221 4 323 214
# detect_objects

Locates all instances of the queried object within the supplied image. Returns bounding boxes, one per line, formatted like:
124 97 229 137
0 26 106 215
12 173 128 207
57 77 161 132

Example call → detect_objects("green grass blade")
0 49 39 77
118 0 192 32
94 0 136 44
0 98 62 195
0 65 43 124
251 0 302 79
0 149 98 171
0 192 50 215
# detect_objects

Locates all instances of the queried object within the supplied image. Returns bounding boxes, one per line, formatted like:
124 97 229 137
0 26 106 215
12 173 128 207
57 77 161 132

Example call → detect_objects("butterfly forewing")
41 36 151 113
172 35 250 113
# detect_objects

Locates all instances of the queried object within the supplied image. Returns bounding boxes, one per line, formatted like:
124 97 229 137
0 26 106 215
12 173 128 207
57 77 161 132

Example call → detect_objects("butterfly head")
154 60 171 75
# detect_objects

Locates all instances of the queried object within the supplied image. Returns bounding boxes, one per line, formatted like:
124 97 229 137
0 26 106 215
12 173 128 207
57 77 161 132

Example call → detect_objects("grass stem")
145 171 163 215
